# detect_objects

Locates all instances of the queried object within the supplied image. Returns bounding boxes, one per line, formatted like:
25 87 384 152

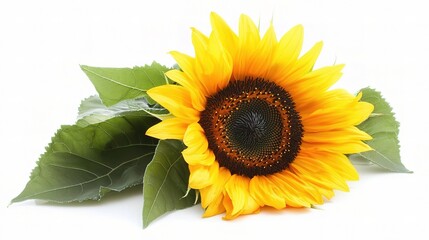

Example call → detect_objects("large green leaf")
143 140 197 228
349 87 411 173
12 115 160 203
77 95 169 127
80 62 171 106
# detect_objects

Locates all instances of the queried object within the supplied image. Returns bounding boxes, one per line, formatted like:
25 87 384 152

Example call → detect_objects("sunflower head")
146 12 373 219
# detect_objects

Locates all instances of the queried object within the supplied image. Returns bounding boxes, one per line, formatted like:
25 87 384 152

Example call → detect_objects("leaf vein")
51 151 113 170
48 163 100 178
81 66 146 92
145 152 183 220
21 152 154 200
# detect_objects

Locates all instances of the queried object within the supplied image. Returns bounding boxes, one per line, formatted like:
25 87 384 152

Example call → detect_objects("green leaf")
80 62 171 106
143 140 197 228
12 115 160 203
77 95 147 127
349 87 411 173
138 101 171 120
76 95 169 127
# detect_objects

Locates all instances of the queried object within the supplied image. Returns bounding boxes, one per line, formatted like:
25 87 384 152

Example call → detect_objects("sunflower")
146 13 373 219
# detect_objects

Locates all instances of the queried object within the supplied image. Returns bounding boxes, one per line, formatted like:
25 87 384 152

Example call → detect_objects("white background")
1 0 428 239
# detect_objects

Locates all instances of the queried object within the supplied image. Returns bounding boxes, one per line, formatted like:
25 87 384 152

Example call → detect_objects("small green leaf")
349 87 411 173
12 115 160 203
76 95 169 127
143 140 197 228
80 62 171 106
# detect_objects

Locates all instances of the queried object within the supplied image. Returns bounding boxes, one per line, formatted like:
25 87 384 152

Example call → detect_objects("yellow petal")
234 14 261 79
285 41 323 81
192 29 215 95
246 23 277 78
238 14 260 50
186 27 233 97
183 122 206 146
222 194 234 219
303 95 374 132
265 176 300 207
165 70 206 111
210 12 238 57
298 151 359 180
223 191 260 220
147 85 200 121
203 193 225 217
303 126 372 143
183 149 215 166
354 101 375 125
193 33 233 96
293 159 350 190
206 33 233 93
274 24 304 69
291 162 349 192
200 167 231 209
168 52 209 107
249 175 285 209
169 51 198 81
191 27 209 54
224 174 250 216
165 69 194 90
296 88 354 115
182 124 216 166
302 141 372 154
222 174 260 219
238 194 260 216
181 125 215 165
188 161 219 189
288 64 344 101
272 171 321 206
145 118 188 140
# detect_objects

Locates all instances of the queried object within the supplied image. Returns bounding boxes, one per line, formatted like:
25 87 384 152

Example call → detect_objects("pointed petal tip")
315 40 324 49
145 85 173 102
239 13 250 19
145 86 158 99
291 24 304 32
210 11 220 19
145 124 165 139
210 12 225 27
145 118 189 140
335 63 346 69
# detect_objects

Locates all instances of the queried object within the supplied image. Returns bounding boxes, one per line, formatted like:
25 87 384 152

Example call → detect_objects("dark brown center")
199 78 303 178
